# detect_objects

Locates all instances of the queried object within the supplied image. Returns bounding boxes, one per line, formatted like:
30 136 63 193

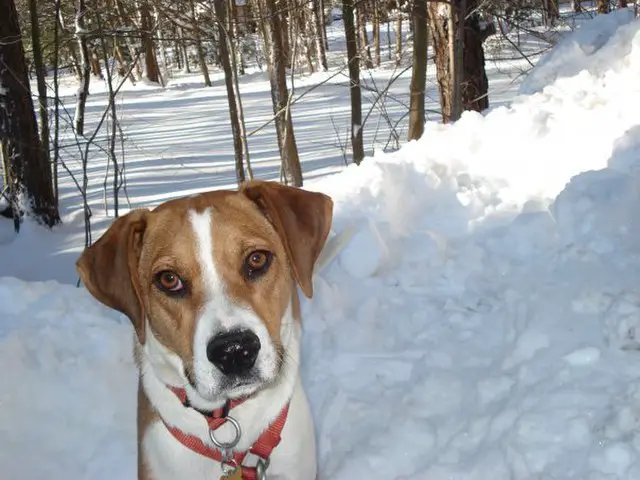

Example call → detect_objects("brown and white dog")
76 180 333 480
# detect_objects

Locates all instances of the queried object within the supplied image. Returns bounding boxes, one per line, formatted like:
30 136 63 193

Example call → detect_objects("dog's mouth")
183 364 269 401
183 342 286 402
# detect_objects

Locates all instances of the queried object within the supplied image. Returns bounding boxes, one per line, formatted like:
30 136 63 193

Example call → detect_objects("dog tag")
220 467 242 480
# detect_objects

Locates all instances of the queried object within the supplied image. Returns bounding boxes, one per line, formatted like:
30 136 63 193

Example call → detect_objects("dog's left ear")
242 180 333 298
76 209 149 343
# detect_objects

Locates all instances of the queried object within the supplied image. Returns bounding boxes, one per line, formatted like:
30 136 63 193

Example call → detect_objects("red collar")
162 386 290 480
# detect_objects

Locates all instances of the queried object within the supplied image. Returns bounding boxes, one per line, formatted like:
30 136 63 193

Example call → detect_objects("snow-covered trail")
2 9 640 480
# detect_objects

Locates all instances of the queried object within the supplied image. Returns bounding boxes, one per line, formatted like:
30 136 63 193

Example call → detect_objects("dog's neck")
136 302 302 452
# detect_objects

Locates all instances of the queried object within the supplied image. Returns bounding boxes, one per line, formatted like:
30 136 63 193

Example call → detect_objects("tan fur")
137 379 158 480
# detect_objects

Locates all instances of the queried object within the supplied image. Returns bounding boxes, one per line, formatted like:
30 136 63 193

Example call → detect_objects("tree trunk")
319 0 329 51
573 0 582 12
408 0 428 140
228 0 246 76
428 0 490 123
74 0 91 136
597 0 610 12
189 0 211 86
227 2 253 179
460 3 490 114
298 3 315 74
28 0 50 164
357 2 374 69
542 0 560 25
213 0 245 184
90 47 104 78
263 0 303 186
395 9 403 65
0 0 60 227
178 26 191 73
343 0 365 164
154 5 169 82
55 11 82 79
312 0 328 71
115 0 142 79
138 0 160 83
190 0 212 86
280 0 292 69
372 0 381 67
53 0 62 204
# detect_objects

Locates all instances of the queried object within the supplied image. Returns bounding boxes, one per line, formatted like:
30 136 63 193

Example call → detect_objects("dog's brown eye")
244 250 273 280
155 270 185 294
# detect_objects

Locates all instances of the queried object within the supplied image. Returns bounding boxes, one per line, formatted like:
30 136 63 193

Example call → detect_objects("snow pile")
519 9 638 95
3 12 640 480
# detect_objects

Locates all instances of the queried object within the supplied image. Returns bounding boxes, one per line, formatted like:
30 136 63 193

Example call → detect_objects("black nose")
206 330 261 376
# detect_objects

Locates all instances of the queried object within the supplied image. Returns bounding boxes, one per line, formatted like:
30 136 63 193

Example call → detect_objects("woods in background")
0 0 632 231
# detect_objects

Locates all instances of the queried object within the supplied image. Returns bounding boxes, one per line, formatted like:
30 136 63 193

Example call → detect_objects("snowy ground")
3 8 640 480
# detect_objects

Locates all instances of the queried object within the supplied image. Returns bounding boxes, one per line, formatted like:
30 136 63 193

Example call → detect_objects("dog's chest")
143 421 224 479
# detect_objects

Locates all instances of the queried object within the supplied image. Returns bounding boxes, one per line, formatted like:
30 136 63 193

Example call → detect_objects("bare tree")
213 0 246 184
597 0 611 13
372 0 381 67
357 1 374 69
395 5 403 65
408 0 428 140
190 0 212 86
28 0 50 165
178 25 191 73
74 0 91 135
343 0 365 164
263 0 303 186
138 0 160 83
428 0 492 123
0 0 60 227
311 0 329 71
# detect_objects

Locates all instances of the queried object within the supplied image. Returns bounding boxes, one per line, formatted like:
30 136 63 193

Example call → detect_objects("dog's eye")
154 270 185 294
243 250 273 280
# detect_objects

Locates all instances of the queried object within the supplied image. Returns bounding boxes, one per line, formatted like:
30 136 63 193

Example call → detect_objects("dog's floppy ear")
242 180 333 298
76 209 149 343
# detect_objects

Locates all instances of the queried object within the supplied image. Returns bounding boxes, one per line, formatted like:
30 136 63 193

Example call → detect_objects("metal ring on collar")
256 457 270 480
209 415 242 450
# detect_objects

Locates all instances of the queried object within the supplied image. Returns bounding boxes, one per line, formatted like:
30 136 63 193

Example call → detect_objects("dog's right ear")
76 209 149 343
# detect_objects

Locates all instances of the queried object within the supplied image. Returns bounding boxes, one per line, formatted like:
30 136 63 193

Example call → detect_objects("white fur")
138 208 317 479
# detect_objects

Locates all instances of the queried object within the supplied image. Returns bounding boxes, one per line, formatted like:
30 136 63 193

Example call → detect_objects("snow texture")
3 10 640 480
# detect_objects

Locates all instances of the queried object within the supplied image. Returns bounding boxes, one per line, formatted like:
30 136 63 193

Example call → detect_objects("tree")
190 0 212 86
597 0 611 13
28 0 50 165
262 0 303 186
311 0 328 71
0 0 60 227
74 0 91 135
408 0 428 140
372 0 381 67
343 0 365 164
138 0 160 83
357 1 374 69
213 0 246 184
428 0 493 123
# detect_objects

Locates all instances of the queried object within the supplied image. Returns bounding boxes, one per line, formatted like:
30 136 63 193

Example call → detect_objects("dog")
76 180 333 480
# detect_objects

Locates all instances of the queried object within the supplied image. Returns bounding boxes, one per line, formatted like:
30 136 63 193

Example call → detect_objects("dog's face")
76 181 332 406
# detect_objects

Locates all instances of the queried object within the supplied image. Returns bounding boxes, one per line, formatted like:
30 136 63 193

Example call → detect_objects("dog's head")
76 180 333 407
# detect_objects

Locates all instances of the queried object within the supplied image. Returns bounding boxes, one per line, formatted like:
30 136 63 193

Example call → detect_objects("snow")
3 10 640 480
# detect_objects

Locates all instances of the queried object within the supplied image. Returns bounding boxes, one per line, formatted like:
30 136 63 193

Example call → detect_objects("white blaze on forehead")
188 207 245 330
189 208 221 296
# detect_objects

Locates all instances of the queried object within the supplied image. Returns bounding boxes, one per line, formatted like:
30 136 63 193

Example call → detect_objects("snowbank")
3 12 640 480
